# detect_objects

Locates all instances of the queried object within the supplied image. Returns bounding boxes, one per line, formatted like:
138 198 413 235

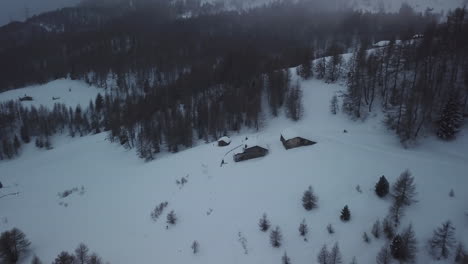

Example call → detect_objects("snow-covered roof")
218 136 231 143
281 128 299 141
233 138 267 155
373 40 390 47
373 40 403 47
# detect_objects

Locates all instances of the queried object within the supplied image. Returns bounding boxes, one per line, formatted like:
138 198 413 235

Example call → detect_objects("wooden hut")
280 128 316 150
233 142 268 162
218 136 231 147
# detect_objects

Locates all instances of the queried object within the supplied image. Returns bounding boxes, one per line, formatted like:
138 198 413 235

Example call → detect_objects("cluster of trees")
0 68 302 160
0 1 450 160
0 228 108 264
341 7 468 143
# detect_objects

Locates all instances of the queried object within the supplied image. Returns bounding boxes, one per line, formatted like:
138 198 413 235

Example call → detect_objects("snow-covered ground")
0 75 467 264
0 79 103 109
345 0 465 13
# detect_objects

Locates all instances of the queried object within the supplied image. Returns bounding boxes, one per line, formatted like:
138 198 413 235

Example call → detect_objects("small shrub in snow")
282 251 291 264
176 175 189 189
376 246 391 264
258 213 270 232
372 219 381 239
363 232 370 243
270 226 282 248
237 232 248 255
327 223 335 234
428 220 456 260
375 175 389 198
299 219 308 240
0 228 31 264
340 205 351 222
58 187 79 198
167 210 177 225
317 244 329 264
302 186 318 211
355 185 362 193
151 201 168 222
191 240 199 254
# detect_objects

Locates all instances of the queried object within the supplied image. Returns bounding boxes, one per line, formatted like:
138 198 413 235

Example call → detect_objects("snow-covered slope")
346 0 465 13
0 79 103 109
0 76 467 264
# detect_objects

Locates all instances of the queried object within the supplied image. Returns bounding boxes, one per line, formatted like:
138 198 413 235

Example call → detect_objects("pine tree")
363 232 370 243
259 213 271 232
376 246 391 264
299 219 308 239
329 242 343 264
372 219 381 239
315 57 327 79
0 228 31 264
20 125 30 143
270 226 282 248
455 242 466 263
340 205 351 222
390 170 417 226
429 220 456 259
87 253 102 264
437 93 463 140
52 251 75 264
383 217 395 240
302 186 318 210
167 210 177 225
13 135 21 155
401 224 418 263
330 95 339 115
392 170 417 206
375 175 389 198
285 81 303 121
74 243 89 264
390 235 404 260
31 255 43 264
282 251 291 264
317 244 329 264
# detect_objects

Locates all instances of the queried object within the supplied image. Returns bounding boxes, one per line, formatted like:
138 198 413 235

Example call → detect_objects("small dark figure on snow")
0 181 3 189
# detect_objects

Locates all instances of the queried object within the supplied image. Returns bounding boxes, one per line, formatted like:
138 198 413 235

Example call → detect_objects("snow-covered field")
0 79 103 109
345 0 465 13
0 76 467 264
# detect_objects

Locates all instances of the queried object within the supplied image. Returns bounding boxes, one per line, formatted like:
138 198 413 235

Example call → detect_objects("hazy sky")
0 0 81 26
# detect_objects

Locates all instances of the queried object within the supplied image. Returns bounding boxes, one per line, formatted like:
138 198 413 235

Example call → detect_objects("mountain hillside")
1 70 467 264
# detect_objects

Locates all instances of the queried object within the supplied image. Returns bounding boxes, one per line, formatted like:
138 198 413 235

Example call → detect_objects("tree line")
341 7 468 143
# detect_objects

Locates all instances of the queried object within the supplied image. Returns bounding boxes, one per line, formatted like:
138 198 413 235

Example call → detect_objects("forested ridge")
0 0 466 160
